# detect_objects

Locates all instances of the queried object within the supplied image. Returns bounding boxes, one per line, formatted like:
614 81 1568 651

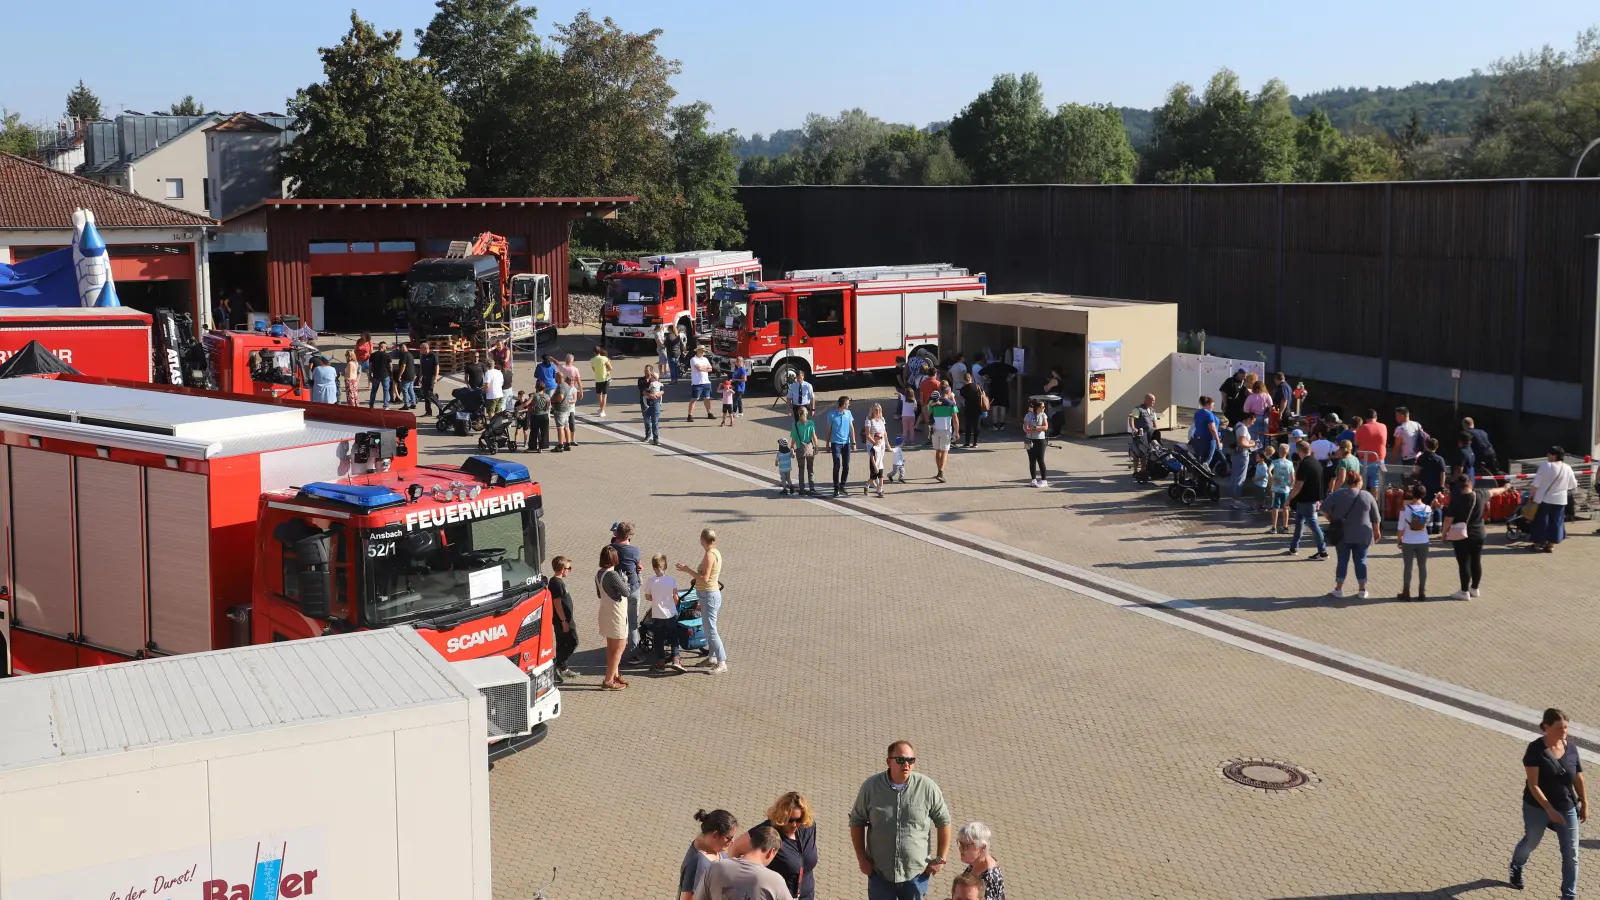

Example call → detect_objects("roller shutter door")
146 468 211 655
76 457 148 655
10 448 76 638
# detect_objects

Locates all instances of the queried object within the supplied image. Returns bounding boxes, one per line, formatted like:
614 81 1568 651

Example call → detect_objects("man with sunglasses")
849 741 952 900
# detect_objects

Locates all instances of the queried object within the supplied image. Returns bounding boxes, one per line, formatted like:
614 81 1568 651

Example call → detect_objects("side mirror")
294 533 333 619
778 318 795 338
527 512 547 566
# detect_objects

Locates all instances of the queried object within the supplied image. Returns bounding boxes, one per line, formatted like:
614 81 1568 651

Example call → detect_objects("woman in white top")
1394 483 1432 600
1530 445 1579 552
898 386 918 443
1023 398 1050 487
864 403 889 498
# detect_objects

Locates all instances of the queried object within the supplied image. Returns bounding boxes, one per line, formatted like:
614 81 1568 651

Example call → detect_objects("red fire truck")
0 307 154 381
710 264 986 391
603 250 762 346
0 377 560 746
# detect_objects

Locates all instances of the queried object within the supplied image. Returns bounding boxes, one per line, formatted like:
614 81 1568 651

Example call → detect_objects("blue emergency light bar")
297 482 408 510
462 456 530 485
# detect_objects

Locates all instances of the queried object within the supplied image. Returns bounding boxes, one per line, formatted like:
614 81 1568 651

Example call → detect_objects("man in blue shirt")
825 395 858 497
786 369 815 421
1190 395 1222 469
534 354 558 391
732 357 749 418
1454 431 1478 485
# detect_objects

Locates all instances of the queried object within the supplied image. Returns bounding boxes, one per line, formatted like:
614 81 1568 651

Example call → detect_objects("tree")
65 80 101 121
794 108 897 183
1293 108 1343 181
1035 103 1137 183
663 102 745 248
0 110 40 157
1143 70 1298 183
415 0 539 194
281 12 466 199
167 95 205 116
860 127 934 185
1465 28 1600 177
947 73 1050 183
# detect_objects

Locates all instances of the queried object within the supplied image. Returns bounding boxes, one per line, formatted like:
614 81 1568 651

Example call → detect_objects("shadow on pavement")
1270 878 1502 900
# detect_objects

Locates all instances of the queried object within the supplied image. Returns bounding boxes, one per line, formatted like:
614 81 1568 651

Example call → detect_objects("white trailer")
0 627 494 900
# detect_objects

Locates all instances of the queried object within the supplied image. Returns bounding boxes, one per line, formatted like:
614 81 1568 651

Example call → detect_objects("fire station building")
0 152 215 320
216 197 636 332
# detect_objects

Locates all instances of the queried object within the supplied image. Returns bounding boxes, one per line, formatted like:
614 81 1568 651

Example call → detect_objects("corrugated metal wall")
740 181 1600 383
258 206 575 326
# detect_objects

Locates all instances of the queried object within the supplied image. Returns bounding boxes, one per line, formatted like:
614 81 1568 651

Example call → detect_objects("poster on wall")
1010 347 1025 372
1087 341 1122 372
1089 372 1106 401
3 826 325 900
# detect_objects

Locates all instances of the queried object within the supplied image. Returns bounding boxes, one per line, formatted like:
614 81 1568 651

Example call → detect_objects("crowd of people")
680 742 1004 900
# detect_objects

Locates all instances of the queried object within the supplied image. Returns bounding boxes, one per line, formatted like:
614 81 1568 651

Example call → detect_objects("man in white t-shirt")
1391 406 1424 464
1309 434 1337 462
482 360 505 416
688 347 715 422
946 353 967 393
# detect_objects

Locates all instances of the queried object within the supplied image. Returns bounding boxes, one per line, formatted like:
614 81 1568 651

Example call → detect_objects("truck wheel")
911 346 937 365
772 360 804 395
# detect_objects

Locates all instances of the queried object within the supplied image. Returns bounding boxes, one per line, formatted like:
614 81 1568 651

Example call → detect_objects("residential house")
79 113 222 216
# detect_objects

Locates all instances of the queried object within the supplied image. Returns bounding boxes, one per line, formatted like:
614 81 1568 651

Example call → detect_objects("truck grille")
712 334 737 355
479 680 531 738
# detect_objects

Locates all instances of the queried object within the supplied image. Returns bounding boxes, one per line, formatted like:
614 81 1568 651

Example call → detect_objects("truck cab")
407 255 551 344
254 456 560 733
602 250 761 346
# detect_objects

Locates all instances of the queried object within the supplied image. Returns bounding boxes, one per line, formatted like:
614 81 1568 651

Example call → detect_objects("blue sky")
2 0 1595 136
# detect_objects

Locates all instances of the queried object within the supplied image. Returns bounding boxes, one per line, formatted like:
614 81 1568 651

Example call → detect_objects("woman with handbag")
790 407 818 495
1530 445 1579 553
1320 469 1381 599
595 546 631 690
1440 474 1513 600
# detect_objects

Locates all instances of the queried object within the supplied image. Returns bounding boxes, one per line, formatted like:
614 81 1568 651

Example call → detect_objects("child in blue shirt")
775 438 794 494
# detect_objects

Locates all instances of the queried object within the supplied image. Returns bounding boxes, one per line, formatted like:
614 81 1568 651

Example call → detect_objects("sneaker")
1265 527 1279 535
1310 551 1329 561
1357 588 1370 599
1285 548 1300 555
557 667 577 680
876 490 884 498
694 657 718 668
708 662 728 675
668 661 687 673
1450 590 1470 600
598 410 606 418
1509 865 1524 890
1396 590 1411 600
1329 588 1344 599
935 473 946 483
1469 587 1481 598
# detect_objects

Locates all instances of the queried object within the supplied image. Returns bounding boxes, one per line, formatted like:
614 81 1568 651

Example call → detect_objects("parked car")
569 256 602 290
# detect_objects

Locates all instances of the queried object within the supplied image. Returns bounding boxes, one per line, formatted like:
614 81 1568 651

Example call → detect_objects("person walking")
849 740 952 900
928 388 960 483
1287 440 1329 559
688 347 715 422
694 825 790 900
826 396 858 497
1266 443 1295 534
610 522 644 664
1463 417 1501 476
917 373 943 444
309 356 339 404
590 345 613 418
396 342 417 410
1391 406 1424 465
787 370 815 422
548 556 577 682
561 354 584 444
1354 408 1388 499
417 341 439 416
725 793 820 900
1321 470 1381 599
732 357 749 417
1508 707 1586 898
1442 474 1513 600
1023 398 1049 487
483 359 505 416
342 350 360 406
526 384 551 452
1228 411 1259 508
676 528 725 674
595 546 630 690
1191 396 1222 470
864 403 888 498
680 809 739 900
1530 446 1578 553
956 823 1006 900
366 342 391 409
898 384 919 443
790 408 818 495
642 366 664 445
551 373 574 452
1395 484 1432 600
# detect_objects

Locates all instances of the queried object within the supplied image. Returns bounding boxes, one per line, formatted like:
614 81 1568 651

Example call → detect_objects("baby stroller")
477 409 518 454
635 584 713 659
437 386 487 436
1504 491 1534 542
1128 430 1172 483
1164 443 1222 506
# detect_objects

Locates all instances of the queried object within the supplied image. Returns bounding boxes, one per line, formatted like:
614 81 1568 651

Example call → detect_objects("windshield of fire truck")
362 508 539 626
606 276 663 304
408 279 477 310
714 287 752 327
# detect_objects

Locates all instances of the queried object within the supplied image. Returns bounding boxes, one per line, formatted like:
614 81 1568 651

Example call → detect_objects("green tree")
947 73 1050 183
281 12 466 199
1035 103 1137 183
1466 28 1600 177
663 101 745 248
0 110 40 157
1334 134 1400 181
796 108 897 183
415 0 539 194
921 134 970 185
1143 70 1298 183
861 127 934 185
1293 108 1344 180
167 95 205 116
65 80 101 121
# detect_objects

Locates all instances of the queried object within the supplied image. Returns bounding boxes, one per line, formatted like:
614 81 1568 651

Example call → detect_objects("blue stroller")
1164 443 1223 505
636 584 712 658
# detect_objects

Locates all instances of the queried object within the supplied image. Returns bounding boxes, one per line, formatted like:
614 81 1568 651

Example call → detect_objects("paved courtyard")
403 331 1595 900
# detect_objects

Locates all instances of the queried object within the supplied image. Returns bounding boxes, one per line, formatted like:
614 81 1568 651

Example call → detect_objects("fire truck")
0 306 154 381
0 376 560 748
710 264 985 392
602 250 762 346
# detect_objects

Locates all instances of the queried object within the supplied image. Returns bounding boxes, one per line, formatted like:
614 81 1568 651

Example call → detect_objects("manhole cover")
1219 758 1317 792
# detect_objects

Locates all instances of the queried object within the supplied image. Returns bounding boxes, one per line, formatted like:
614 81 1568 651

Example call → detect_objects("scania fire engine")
710 264 985 391
603 250 762 346
0 376 560 749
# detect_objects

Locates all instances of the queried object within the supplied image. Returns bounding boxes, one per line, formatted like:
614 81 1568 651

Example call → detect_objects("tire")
435 402 456 433
1180 487 1197 506
1167 484 1181 500
911 346 937 365
772 360 804 395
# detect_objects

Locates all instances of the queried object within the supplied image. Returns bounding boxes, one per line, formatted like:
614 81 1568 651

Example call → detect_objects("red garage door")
12 244 192 281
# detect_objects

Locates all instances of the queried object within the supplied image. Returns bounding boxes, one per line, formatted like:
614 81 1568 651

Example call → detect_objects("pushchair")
436 386 486 436
635 584 712 660
1164 443 1223 506
478 409 518 454
1128 430 1172 483
1504 491 1534 542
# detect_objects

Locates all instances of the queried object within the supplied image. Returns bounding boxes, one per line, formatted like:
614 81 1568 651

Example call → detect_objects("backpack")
1405 503 1428 531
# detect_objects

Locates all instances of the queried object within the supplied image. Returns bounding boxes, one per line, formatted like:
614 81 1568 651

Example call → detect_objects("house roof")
0 152 216 229
205 112 288 133
222 195 638 224
80 113 222 176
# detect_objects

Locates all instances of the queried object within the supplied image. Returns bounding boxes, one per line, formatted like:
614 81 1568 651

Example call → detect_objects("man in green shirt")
850 740 952 899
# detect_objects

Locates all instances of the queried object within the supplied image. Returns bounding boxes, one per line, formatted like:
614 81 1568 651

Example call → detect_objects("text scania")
405 491 526 531
446 624 509 653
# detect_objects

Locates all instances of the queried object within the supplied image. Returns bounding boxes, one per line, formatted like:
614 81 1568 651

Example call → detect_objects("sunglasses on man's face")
890 756 916 765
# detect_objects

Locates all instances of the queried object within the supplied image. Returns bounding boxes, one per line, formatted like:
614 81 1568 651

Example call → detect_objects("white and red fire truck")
0 306 154 381
0 376 560 746
602 250 763 345
710 264 985 392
